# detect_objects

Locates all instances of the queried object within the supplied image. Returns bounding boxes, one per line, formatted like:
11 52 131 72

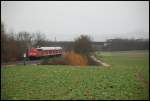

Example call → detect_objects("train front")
26 48 39 59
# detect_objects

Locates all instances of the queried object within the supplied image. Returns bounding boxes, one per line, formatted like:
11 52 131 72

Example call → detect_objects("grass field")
1 50 149 100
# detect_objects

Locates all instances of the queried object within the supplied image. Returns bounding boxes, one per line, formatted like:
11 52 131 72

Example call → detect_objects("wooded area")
1 23 51 62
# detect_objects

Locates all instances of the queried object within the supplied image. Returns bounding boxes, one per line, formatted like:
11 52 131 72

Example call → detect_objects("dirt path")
90 55 111 67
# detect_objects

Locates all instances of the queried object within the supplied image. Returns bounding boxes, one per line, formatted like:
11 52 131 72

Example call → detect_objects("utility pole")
55 37 56 42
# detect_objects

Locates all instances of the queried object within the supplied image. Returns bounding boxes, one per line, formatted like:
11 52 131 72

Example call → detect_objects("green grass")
1 50 149 100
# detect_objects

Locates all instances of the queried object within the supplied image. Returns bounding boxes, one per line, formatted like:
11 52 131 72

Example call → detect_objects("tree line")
1 22 149 62
1 23 51 62
1 22 94 63
102 38 149 51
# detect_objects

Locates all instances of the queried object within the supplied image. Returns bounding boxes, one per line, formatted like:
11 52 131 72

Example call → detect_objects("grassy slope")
1 51 149 100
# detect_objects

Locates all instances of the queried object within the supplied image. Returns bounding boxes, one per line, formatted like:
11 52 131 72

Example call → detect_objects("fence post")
23 53 26 65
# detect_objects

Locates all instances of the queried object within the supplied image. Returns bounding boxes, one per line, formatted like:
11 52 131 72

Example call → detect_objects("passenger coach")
26 47 63 60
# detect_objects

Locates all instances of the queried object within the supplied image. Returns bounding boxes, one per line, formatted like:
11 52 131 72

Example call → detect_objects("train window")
37 49 42 51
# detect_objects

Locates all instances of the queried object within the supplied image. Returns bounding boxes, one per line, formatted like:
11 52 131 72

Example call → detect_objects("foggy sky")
1 1 149 41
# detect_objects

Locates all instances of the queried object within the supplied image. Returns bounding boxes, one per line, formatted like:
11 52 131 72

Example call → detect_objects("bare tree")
16 31 33 59
32 32 48 47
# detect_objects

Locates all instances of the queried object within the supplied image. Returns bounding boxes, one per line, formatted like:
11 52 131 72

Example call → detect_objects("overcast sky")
1 1 149 41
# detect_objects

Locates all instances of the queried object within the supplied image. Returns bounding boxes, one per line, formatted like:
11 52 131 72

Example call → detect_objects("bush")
73 35 94 56
39 51 99 66
64 51 88 66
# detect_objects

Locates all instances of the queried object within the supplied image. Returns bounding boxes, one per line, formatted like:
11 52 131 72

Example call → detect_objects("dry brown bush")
64 51 88 66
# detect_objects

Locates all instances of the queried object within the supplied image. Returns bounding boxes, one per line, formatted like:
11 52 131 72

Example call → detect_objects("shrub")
64 51 88 66
73 35 94 56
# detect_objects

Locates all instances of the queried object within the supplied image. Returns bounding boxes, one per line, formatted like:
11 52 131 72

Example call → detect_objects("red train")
25 47 63 60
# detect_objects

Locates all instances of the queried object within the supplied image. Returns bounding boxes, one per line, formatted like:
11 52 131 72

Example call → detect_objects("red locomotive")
25 47 63 60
